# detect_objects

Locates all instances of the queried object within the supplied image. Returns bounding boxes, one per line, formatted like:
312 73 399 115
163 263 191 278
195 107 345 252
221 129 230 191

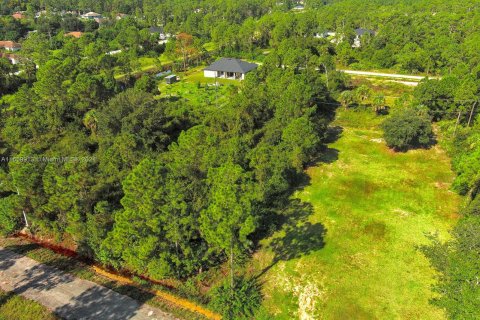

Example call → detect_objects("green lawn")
0 289 58 320
157 67 240 110
253 109 460 319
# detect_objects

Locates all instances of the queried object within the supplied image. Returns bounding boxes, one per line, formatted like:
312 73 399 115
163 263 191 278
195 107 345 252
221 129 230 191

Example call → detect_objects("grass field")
0 289 58 320
253 107 461 319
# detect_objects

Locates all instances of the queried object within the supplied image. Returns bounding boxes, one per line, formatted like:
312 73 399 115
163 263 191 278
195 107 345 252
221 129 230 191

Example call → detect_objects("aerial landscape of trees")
0 0 479 319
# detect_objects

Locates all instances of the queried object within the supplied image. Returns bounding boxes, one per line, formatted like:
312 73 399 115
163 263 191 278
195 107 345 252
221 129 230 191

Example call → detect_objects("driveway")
0 247 177 320
338 69 440 81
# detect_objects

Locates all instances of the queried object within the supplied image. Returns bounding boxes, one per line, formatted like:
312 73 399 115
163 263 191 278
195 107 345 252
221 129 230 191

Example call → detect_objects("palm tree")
339 90 355 110
355 85 372 104
83 110 98 135
372 94 386 112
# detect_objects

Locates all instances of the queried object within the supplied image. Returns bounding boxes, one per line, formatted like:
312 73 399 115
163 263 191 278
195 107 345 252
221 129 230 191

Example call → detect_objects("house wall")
352 35 361 48
204 70 217 78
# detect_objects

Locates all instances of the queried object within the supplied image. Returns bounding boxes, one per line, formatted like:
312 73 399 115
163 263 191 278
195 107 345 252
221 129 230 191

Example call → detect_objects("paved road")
0 247 177 320
339 69 440 81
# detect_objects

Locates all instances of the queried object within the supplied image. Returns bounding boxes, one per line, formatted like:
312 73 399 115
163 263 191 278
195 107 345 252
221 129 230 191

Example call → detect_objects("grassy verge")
0 237 207 320
0 289 58 320
252 105 460 319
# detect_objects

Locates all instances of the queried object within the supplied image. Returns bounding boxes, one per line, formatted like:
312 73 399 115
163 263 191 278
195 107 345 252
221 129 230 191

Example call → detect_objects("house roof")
0 41 21 49
355 28 375 36
292 5 305 10
82 12 102 17
0 52 19 59
204 58 258 73
65 31 83 38
12 12 26 19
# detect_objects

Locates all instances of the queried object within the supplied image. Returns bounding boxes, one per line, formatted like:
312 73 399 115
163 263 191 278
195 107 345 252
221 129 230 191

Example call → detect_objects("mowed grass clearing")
0 289 58 320
157 67 240 109
254 109 460 319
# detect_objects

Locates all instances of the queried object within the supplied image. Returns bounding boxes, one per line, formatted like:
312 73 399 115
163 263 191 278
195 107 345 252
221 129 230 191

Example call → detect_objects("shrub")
209 276 262 320
382 108 433 151
0 195 21 235
465 195 480 216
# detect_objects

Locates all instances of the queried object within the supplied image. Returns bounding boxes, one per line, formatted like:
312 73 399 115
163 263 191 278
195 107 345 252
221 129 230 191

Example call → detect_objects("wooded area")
0 0 479 319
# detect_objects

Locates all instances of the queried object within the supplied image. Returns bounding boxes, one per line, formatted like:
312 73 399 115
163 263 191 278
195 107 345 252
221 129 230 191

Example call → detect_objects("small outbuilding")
165 74 178 84
81 12 102 20
204 58 258 80
353 28 375 48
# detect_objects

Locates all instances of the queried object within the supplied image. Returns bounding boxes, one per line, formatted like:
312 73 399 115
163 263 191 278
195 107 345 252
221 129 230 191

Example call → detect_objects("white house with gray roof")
353 28 375 48
204 58 258 80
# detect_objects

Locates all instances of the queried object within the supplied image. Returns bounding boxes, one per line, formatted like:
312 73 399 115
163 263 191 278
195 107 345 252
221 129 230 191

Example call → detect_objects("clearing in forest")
254 108 461 319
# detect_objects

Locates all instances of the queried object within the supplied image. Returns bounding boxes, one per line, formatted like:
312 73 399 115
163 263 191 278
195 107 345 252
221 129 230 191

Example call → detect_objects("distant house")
12 12 26 20
116 13 127 20
204 58 258 80
149 26 171 44
155 70 172 78
65 31 83 38
353 28 375 48
314 31 336 39
0 41 21 52
165 74 178 84
0 53 20 64
149 27 170 40
292 5 305 11
35 10 47 18
81 12 102 20
107 49 122 55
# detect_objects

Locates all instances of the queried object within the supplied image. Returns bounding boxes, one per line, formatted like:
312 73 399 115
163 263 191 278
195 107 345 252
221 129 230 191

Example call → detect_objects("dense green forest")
1 0 479 319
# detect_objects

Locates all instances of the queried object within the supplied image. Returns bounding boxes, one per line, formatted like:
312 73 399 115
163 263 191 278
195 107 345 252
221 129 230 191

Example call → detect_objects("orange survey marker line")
93 266 221 320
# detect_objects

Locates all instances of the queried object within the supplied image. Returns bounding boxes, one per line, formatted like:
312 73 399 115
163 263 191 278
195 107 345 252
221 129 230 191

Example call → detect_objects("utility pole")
467 101 477 127
453 110 462 138
16 187 29 228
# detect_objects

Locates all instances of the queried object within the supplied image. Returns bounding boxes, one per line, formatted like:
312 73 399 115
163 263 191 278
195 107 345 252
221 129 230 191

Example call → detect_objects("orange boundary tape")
14 233 221 320
93 265 221 320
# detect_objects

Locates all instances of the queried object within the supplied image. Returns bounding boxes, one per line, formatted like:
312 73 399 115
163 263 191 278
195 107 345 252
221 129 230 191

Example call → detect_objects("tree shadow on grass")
252 125 342 278
255 200 327 279
324 125 344 144
315 147 339 164
304 125 342 168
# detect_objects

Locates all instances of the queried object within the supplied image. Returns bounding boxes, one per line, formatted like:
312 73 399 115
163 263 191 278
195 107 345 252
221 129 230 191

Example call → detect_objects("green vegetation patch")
255 109 460 319
0 289 58 320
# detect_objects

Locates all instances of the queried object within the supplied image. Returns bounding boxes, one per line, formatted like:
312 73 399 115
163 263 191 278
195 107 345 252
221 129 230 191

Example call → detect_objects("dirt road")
339 69 440 81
